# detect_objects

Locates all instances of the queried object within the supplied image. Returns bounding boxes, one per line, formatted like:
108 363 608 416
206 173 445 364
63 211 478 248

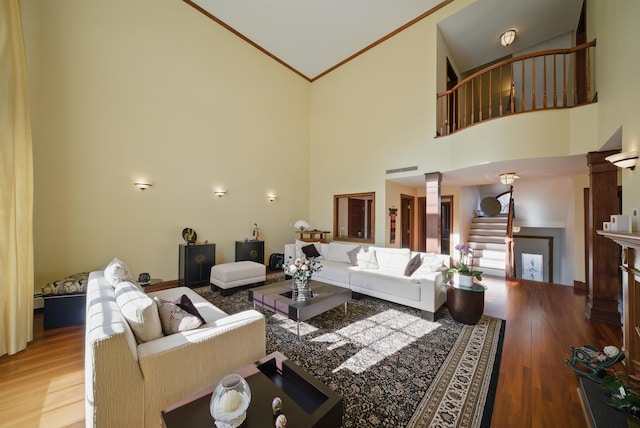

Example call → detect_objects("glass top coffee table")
248 279 350 338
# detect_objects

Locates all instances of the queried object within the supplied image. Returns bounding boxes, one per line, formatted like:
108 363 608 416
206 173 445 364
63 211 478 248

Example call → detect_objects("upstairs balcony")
436 40 596 136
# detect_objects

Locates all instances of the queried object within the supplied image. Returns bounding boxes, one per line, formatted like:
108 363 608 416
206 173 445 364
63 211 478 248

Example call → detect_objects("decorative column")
586 151 621 324
424 172 442 253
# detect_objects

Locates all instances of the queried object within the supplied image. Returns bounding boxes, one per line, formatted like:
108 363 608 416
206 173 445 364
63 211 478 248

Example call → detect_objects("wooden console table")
297 230 331 243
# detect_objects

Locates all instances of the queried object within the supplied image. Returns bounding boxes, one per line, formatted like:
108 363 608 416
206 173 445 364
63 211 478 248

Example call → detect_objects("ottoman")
210 261 266 295
41 272 89 329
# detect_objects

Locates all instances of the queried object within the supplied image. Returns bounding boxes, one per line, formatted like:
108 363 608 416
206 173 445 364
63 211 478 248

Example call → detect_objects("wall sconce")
606 150 638 170
134 181 152 190
267 194 277 202
499 172 517 185
213 190 227 197
500 29 516 47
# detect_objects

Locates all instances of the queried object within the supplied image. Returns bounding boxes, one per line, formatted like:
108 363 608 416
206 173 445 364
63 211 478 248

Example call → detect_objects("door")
348 198 365 238
441 196 453 255
401 195 414 249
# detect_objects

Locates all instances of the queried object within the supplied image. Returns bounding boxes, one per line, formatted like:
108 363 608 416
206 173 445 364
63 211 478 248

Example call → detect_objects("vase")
454 273 474 287
210 374 251 428
293 276 312 301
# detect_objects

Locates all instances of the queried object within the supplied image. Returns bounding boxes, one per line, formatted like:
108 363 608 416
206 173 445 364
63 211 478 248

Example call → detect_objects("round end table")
446 282 487 325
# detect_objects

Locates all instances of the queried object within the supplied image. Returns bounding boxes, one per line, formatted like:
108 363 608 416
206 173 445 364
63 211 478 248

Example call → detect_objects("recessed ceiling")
185 0 583 80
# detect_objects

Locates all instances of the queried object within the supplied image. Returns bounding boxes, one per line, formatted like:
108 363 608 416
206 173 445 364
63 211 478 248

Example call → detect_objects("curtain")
0 0 34 356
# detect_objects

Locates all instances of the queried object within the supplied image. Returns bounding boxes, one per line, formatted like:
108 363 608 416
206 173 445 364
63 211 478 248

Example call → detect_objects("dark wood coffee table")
161 352 342 428
248 279 350 338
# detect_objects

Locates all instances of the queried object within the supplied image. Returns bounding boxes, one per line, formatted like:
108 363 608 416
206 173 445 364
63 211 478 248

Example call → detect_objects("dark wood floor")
0 277 622 427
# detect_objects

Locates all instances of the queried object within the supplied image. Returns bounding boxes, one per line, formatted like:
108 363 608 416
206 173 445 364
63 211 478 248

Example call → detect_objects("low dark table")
446 282 487 324
248 279 350 338
161 352 343 428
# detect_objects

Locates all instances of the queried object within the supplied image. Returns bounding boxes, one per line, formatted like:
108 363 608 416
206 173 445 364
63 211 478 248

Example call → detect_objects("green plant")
601 360 640 419
446 243 483 281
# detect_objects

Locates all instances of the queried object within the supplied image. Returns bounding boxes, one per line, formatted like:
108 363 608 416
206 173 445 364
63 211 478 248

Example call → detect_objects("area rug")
195 282 504 428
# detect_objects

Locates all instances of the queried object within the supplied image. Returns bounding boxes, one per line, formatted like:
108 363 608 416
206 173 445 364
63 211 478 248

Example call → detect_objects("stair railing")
436 39 596 136
505 186 516 279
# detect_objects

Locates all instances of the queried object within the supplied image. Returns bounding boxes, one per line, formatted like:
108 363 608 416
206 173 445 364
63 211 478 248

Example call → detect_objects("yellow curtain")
0 0 34 356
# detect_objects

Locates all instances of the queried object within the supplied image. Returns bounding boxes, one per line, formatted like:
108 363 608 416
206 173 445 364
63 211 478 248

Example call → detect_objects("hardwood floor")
0 278 622 427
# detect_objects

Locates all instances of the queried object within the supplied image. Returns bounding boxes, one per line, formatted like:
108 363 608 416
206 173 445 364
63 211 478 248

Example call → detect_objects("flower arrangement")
446 243 483 281
601 359 640 422
284 257 322 282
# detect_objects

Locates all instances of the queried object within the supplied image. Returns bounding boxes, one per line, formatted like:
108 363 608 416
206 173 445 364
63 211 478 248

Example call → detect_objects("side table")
446 282 487 325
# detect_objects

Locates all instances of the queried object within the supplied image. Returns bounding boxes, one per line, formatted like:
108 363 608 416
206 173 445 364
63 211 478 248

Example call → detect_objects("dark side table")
446 282 487 324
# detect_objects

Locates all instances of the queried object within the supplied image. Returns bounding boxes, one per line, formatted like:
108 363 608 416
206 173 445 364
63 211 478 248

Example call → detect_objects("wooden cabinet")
178 243 216 288
235 240 264 264
598 231 640 374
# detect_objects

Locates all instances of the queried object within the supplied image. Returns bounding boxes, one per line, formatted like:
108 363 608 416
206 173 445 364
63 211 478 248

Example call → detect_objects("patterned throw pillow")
171 294 206 324
104 257 135 287
155 297 203 335
346 245 362 266
356 250 379 269
404 254 423 276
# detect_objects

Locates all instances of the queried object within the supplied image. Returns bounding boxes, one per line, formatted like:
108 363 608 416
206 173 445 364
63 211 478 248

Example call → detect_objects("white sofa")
284 241 450 320
85 270 266 428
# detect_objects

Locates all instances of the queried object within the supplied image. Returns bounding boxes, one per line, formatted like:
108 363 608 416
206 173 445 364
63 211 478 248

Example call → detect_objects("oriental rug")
195 281 504 428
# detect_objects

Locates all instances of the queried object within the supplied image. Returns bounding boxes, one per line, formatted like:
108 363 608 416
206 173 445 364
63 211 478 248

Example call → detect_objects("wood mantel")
598 230 640 375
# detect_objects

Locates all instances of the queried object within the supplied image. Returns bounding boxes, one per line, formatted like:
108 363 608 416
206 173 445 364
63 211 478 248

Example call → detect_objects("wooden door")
401 195 414 249
348 198 365 239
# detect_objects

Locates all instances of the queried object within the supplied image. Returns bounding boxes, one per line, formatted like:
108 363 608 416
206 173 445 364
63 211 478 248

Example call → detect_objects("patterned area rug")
195 278 504 428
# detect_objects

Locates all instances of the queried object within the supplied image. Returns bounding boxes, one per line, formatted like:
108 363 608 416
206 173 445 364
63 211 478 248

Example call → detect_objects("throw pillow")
404 253 423 276
155 297 203 335
171 294 206 324
356 250 379 269
104 257 135 287
326 242 361 263
295 240 323 259
301 243 322 258
346 245 362 266
115 281 163 343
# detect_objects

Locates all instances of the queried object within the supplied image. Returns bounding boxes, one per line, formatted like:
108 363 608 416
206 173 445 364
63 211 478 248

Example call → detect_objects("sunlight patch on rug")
309 308 441 374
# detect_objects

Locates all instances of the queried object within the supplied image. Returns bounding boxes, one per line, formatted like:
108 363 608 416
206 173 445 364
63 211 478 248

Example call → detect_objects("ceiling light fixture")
134 181 152 190
267 194 277 202
499 172 517 185
500 29 516 47
213 190 227 197
605 150 638 170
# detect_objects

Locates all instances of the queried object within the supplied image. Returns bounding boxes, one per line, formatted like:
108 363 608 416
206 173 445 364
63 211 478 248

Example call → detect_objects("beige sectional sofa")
85 270 266 427
284 241 450 320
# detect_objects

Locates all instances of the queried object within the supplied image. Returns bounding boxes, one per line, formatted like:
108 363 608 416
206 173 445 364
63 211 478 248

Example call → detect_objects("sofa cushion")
155 297 203 335
301 243 322 258
313 259 353 285
370 247 411 275
346 245 362 266
172 294 206 324
404 253 422 276
295 240 323 259
326 242 361 263
104 257 135 287
350 270 420 301
356 249 378 269
115 281 163 343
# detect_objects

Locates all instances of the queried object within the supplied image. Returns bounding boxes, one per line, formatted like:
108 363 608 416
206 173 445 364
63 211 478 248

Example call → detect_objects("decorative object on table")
611 214 631 232
252 223 260 241
600 358 640 425
209 373 251 428
564 344 625 383
446 243 482 286
182 227 197 244
138 272 151 285
293 220 310 231
275 413 287 428
389 207 398 244
271 396 282 415
283 256 322 301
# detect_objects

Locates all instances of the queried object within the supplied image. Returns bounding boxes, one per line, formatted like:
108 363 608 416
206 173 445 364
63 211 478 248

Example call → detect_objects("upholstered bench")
210 261 266 295
41 272 89 329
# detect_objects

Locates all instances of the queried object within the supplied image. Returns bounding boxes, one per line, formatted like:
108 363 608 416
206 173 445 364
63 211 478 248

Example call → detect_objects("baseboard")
33 293 44 310
574 280 588 291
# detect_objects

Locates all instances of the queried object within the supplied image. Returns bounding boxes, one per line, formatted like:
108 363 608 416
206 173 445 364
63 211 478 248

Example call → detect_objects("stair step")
468 235 506 244
475 249 507 261
469 229 507 236
472 217 508 223
468 242 507 251
480 266 505 278
470 224 507 232
477 258 506 269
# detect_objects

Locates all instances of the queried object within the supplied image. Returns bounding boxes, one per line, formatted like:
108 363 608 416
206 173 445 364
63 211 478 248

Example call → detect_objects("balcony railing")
436 40 596 136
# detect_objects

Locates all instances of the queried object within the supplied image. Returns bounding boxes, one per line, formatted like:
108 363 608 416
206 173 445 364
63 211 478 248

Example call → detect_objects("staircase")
467 217 507 278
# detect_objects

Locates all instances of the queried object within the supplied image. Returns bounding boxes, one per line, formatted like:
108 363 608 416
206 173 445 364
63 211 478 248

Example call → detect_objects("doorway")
441 196 453 255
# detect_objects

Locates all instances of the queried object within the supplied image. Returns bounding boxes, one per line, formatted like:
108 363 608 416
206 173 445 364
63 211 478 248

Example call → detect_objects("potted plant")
446 243 483 286
601 360 640 427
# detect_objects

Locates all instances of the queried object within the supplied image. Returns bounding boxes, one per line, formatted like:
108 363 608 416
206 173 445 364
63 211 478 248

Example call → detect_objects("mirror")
333 192 375 243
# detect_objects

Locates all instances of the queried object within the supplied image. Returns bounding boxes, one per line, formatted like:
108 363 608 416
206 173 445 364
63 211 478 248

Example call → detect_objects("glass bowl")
209 374 251 428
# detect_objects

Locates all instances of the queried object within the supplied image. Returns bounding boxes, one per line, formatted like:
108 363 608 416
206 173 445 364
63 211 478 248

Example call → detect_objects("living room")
3 0 640 426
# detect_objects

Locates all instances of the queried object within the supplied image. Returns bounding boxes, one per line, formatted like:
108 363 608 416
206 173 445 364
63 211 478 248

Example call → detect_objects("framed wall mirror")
333 192 375 243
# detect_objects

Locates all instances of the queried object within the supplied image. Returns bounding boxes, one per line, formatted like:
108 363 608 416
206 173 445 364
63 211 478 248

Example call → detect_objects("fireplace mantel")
597 230 640 250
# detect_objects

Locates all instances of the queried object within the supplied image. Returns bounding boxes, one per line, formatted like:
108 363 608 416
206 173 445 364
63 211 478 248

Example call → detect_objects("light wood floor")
0 278 622 427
